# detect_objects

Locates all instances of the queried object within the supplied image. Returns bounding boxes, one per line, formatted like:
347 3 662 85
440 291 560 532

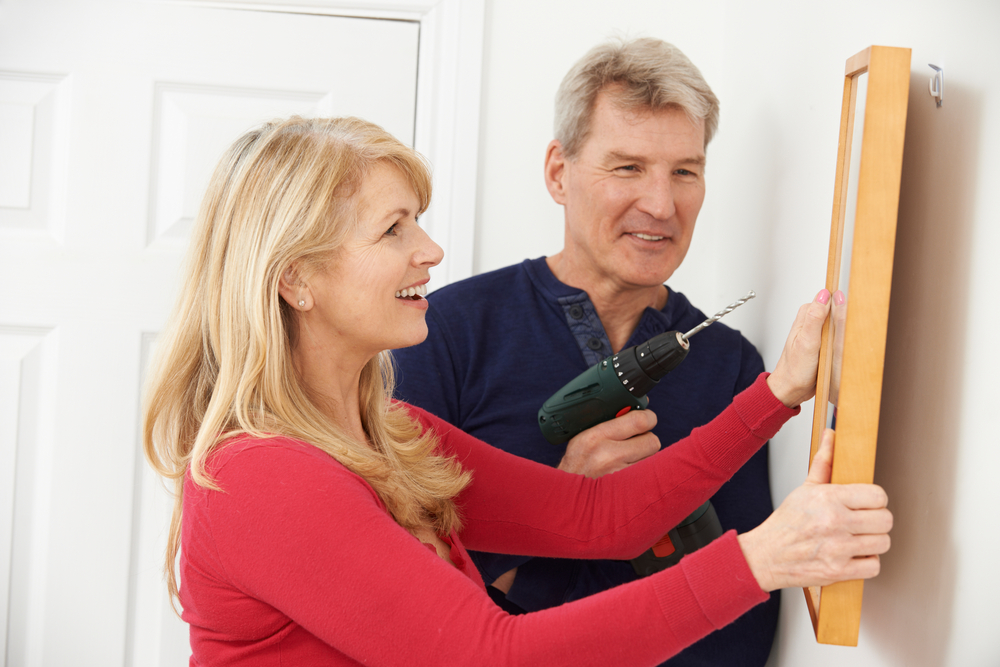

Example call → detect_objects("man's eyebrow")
605 150 646 164
604 150 706 166
678 155 707 167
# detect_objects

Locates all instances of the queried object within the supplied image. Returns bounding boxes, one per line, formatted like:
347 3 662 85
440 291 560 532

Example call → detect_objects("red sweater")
180 374 795 666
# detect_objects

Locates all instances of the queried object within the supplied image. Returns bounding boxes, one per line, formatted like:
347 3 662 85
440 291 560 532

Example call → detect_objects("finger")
793 291 832 352
570 432 660 477
587 408 657 441
837 484 890 511
794 290 832 343
785 290 831 341
806 428 835 485
620 432 661 465
839 509 894 539
840 554 882 581
809 288 833 320
803 289 832 326
848 533 891 558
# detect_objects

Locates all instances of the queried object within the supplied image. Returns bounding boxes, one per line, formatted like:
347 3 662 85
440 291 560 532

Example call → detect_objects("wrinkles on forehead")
599 83 708 149
603 149 706 168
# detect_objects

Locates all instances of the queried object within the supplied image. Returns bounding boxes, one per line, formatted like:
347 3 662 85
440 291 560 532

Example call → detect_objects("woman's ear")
278 263 311 311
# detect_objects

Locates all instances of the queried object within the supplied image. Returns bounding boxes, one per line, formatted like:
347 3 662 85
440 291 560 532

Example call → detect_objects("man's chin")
609 252 684 288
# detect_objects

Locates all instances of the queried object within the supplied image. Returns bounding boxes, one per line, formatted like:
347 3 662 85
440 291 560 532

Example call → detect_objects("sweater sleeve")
424 373 794 559
188 375 790 666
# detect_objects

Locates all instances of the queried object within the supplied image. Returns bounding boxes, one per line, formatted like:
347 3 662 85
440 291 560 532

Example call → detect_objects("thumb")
806 428 835 485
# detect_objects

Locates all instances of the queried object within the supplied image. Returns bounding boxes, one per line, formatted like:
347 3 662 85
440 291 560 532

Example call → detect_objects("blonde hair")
554 37 720 158
142 116 471 605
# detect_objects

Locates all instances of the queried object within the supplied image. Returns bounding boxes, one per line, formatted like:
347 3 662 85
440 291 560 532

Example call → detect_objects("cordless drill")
537 292 755 576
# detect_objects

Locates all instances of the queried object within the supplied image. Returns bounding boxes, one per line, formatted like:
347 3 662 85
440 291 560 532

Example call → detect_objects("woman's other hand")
766 289 831 408
737 429 892 592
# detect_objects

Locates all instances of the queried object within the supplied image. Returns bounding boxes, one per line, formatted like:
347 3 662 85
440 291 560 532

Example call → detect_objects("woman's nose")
413 225 444 267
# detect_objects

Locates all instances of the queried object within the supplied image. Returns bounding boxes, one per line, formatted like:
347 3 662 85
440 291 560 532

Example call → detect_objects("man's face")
546 90 706 294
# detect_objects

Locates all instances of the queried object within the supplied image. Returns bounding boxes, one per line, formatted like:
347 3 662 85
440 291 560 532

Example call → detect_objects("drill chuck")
633 331 690 384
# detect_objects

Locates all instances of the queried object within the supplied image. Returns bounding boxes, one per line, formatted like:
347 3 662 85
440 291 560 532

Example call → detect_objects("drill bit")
682 290 756 341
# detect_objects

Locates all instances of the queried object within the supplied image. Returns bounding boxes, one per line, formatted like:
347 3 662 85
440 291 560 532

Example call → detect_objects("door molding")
149 0 484 286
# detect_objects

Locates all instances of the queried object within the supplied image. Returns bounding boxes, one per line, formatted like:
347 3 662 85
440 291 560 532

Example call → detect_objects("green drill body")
535 291 756 575
537 329 722 575
538 330 689 445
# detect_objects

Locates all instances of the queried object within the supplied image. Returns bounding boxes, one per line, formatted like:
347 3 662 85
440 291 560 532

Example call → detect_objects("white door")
0 1 424 664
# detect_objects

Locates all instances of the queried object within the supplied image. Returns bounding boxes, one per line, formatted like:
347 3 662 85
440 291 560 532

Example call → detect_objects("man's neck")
546 253 668 353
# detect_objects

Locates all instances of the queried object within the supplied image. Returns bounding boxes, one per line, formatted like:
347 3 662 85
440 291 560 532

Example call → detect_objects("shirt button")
569 305 584 320
586 337 603 351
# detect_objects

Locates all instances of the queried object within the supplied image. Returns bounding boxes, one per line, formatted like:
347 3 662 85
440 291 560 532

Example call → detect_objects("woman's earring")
298 299 306 309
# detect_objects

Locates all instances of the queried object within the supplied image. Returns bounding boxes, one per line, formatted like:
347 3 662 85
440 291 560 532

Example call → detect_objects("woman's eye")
384 223 398 236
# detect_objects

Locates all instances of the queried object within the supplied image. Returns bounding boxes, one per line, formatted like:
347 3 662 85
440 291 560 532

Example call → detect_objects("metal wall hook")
929 64 944 107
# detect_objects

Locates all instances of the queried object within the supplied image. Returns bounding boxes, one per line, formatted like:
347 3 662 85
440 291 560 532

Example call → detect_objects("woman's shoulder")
186 433 384 512
208 432 324 469
391 399 491 462
197 433 371 493
391 400 456 438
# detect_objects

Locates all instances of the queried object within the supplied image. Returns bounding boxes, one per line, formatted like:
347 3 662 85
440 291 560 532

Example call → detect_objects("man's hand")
737 429 892 592
557 408 660 478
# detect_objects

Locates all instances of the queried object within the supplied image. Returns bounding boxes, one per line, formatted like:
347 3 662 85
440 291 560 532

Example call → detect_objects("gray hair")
554 37 720 158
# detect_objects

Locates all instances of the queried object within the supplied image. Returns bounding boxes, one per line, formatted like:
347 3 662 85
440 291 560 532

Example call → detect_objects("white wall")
474 1 1000 665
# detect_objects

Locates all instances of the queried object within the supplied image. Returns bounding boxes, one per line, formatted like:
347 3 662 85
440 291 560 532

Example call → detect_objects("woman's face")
303 163 443 360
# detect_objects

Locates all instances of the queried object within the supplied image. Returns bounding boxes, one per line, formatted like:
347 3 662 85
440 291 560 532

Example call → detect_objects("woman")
143 116 890 666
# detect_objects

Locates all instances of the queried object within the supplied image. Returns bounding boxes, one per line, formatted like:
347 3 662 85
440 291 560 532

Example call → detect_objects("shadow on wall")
864 73 980 665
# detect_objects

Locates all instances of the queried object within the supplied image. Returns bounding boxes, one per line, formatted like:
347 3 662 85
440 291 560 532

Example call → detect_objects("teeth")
395 284 428 299
632 233 665 241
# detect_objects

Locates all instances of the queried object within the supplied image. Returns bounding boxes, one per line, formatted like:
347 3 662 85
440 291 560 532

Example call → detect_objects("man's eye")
676 168 698 177
616 165 638 172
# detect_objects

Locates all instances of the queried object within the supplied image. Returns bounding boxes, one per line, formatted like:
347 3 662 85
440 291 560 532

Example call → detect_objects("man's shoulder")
426 258 551 319
430 261 529 300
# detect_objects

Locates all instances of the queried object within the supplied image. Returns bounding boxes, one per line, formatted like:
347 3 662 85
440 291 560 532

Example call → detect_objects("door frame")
155 0 485 286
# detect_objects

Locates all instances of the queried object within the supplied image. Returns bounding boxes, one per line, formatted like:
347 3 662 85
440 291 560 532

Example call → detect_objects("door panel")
0 2 419 664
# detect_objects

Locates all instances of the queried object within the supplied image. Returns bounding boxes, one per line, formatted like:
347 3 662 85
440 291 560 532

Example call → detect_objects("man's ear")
544 140 569 205
278 262 311 311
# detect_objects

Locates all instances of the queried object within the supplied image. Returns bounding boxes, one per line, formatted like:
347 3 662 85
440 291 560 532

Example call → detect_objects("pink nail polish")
816 289 831 305
834 290 845 305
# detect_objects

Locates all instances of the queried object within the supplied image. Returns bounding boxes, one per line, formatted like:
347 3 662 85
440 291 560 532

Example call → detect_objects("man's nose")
636 172 676 221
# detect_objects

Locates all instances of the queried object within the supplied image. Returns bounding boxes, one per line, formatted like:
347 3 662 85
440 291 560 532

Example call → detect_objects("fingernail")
816 289 831 305
834 290 845 305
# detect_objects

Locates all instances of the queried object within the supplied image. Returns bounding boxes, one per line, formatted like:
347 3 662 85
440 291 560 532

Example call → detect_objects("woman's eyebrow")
378 207 413 223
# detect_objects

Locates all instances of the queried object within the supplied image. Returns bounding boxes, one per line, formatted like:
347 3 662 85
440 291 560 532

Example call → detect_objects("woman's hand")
737 429 892 592
766 289 832 408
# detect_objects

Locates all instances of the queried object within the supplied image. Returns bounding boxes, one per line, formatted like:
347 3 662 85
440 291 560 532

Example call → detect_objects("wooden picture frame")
805 45 911 646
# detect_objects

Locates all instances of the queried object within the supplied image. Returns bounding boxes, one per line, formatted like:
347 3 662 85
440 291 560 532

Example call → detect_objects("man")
394 38 778 665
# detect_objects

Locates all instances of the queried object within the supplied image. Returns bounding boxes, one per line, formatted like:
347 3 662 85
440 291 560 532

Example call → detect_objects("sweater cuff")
650 531 768 641
733 373 800 437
